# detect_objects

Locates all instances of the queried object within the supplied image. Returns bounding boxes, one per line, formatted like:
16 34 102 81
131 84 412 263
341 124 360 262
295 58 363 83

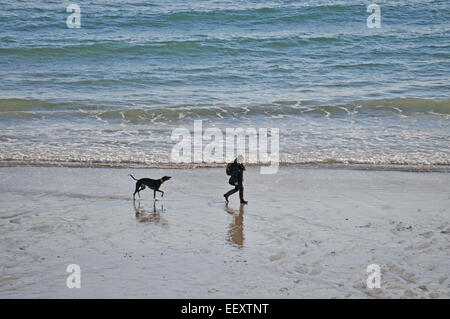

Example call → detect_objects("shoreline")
0 160 448 173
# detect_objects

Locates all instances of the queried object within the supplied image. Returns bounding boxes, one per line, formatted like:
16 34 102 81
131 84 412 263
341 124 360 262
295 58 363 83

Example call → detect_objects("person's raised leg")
224 185 239 202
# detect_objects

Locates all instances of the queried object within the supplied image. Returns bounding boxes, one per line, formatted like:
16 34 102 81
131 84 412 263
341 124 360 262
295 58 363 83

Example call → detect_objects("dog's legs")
134 183 145 199
137 185 146 198
156 190 164 197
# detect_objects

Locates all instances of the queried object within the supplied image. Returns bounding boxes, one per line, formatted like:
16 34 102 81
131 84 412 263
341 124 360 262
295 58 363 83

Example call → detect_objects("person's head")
236 154 245 164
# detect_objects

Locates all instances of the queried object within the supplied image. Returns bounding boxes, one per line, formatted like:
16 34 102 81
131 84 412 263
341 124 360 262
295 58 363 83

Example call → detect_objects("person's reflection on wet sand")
225 203 245 247
133 200 166 225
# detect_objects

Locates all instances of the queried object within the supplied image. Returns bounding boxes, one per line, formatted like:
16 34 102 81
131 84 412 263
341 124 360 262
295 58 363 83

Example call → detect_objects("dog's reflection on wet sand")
133 200 168 225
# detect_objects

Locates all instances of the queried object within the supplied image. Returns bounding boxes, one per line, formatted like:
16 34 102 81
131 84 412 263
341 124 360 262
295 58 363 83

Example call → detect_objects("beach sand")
0 166 449 298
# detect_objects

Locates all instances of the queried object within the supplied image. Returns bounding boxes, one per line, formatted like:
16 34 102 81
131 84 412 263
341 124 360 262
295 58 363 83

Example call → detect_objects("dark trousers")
225 181 244 201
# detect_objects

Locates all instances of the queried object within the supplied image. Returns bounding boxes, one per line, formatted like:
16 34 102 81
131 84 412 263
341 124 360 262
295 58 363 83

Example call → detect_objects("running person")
224 155 248 204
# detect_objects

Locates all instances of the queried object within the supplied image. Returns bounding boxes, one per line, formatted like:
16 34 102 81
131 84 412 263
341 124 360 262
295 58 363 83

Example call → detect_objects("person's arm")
231 163 239 185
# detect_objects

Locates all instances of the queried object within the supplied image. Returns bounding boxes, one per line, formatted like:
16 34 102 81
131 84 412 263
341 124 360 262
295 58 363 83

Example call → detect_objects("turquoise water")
0 1 449 167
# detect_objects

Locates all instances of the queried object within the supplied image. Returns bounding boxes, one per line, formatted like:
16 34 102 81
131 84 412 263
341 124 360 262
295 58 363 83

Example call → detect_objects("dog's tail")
129 174 138 181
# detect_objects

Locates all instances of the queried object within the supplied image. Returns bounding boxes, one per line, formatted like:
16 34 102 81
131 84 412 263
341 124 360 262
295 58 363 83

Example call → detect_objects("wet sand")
0 166 449 298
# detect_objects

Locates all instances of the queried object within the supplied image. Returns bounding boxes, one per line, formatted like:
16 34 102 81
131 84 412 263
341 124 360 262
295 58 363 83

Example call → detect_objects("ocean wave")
0 98 448 121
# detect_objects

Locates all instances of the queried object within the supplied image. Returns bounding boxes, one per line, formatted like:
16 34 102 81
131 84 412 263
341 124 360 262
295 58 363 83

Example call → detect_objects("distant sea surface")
0 1 449 168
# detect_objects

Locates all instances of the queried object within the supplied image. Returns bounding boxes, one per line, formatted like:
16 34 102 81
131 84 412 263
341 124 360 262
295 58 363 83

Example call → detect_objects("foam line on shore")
0 160 448 172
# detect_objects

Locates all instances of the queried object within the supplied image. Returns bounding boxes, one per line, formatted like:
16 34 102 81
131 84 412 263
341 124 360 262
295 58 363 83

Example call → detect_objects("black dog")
129 174 171 200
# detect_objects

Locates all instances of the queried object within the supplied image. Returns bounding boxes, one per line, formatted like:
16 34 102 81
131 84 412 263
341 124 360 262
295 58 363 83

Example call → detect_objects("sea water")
0 0 448 168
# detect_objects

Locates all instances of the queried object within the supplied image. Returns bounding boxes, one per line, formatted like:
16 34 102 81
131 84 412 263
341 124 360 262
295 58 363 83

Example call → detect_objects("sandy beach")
0 166 448 298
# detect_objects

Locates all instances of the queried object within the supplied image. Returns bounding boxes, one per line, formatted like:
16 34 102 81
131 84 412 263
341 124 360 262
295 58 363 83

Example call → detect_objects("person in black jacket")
224 155 248 204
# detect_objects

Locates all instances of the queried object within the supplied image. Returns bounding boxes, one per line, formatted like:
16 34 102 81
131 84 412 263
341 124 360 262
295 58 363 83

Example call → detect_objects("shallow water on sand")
0 166 448 298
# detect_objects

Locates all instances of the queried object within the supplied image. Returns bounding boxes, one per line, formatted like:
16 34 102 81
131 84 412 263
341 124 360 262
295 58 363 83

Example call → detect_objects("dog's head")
161 176 171 183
